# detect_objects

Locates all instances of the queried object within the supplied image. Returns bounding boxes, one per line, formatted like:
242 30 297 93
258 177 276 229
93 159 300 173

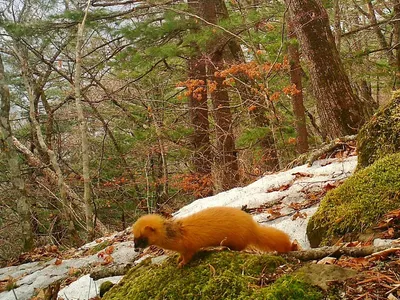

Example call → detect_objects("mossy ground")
357 93 400 169
102 250 323 300
307 153 400 247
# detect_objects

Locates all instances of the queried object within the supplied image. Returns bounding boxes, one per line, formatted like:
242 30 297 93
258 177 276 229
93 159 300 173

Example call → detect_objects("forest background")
0 0 397 264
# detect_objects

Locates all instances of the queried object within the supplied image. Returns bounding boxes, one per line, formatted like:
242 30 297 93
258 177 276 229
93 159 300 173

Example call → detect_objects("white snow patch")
57 274 123 300
174 156 357 249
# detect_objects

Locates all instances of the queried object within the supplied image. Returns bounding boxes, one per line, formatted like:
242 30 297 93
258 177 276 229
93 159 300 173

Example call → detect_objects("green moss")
307 153 400 246
87 240 111 255
357 94 400 169
102 251 290 300
100 281 115 297
253 276 323 300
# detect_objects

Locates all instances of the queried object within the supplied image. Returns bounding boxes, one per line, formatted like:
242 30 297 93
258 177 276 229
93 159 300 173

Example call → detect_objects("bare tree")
74 0 94 240
0 54 34 251
13 41 79 241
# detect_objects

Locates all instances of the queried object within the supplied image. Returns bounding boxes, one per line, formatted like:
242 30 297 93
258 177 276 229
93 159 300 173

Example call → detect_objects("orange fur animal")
132 206 292 267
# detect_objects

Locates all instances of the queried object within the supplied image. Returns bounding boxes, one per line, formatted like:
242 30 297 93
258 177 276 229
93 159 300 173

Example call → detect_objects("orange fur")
132 206 292 267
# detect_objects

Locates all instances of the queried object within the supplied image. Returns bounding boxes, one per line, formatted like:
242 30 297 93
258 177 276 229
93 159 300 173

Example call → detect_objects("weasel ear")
144 225 155 232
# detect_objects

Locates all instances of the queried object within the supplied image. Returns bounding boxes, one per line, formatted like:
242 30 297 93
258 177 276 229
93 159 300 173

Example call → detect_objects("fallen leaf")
317 257 337 265
292 172 313 178
102 255 114 265
105 246 115 255
68 267 80 276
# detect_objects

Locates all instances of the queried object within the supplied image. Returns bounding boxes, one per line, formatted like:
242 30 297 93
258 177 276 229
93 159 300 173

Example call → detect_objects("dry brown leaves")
6 229 133 267
329 245 400 299
97 246 115 265
267 183 292 193
8 244 61 266
0 276 18 293
375 209 400 240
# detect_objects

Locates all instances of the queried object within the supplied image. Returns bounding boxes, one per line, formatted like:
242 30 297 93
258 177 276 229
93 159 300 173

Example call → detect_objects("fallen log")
287 244 399 261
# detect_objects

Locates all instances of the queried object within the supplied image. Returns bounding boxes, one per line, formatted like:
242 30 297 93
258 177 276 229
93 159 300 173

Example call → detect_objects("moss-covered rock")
102 250 323 300
295 264 357 291
252 275 323 300
307 153 400 247
100 281 115 297
357 92 400 169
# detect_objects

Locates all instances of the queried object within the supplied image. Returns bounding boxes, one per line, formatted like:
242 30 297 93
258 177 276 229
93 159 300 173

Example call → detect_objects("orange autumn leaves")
176 57 300 110
177 79 207 101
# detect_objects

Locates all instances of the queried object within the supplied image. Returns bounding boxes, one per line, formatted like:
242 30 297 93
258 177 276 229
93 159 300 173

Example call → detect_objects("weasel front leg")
177 251 195 268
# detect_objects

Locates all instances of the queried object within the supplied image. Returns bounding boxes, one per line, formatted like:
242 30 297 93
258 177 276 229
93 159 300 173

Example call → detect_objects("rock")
373 238 399 247
307 153 400 247
357 93 400 169
57 274 123 299
296 263 358 290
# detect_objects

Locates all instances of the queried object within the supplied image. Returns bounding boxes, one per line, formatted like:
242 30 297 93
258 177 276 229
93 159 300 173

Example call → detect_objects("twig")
12 290 17 300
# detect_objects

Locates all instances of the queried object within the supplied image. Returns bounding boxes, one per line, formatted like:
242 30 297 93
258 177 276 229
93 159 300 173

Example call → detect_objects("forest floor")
0 155 399 299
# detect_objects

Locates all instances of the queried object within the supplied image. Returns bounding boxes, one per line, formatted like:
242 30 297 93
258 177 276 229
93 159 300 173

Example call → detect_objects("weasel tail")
132 206 292 267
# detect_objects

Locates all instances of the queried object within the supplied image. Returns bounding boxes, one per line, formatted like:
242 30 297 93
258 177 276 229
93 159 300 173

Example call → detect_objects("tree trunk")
366 0 395 65
358 80 378 117
188 56 212 177
14 42 79 242
0 54 34 251
186 1 213 196
150 110 169 202
285 0 367 139
209 50 240 190
393 0 400 86
219 0 280 171
287 18 309 154
191 0 239 191
204 1 239 190
333 0 341 49
74 1 94 240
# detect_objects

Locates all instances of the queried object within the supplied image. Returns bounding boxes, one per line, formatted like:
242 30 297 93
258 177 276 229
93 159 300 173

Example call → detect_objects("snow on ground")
175 156 357 249
175 157 356 218
0 156 357 300
0 243 139 300
58 274 123 300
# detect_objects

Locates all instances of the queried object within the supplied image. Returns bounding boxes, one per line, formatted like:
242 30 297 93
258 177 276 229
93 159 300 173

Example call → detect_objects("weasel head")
132 214 165 251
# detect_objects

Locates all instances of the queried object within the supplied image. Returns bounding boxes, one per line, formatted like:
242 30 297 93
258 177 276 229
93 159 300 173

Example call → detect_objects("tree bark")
333 0 341 49
209 50 240 190
289 245 399 261
0 54 34 251
393 0 400 86
219 0 280 171
366 0 395 65
186 1 213 197
149 108 169 202
203 0 239 190
287 18 309 154
74 0 95 240
188 56 212 178
285 0 367 139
